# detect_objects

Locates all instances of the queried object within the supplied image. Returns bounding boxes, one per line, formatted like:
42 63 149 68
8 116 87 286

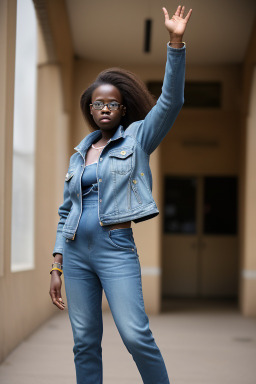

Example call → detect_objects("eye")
93 101 104 109
109 102 120 110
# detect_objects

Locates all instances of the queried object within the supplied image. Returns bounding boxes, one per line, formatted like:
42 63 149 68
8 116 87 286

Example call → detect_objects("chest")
84 146 102 166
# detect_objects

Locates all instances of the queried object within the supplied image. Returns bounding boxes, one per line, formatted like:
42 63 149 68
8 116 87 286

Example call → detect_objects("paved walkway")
0 302 256 383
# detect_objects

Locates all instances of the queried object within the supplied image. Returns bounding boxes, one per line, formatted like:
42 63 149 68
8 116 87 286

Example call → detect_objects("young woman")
50 5 192 383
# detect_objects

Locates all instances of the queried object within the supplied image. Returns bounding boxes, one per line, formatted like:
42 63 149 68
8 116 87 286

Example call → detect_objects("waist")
82 184 131 229
82 184 98 204
107 221 131 230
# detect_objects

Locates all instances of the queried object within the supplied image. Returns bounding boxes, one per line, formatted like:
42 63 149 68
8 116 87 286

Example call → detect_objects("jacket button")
100 158 103 161
99 178 102 182
121 151 126 155
141 172 144 176
77 193 79 198
100 221 103 226
132 179 137 184
100 199 102 203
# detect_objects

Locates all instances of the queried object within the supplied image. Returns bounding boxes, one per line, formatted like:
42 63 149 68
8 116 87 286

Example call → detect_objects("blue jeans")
63 185 170 384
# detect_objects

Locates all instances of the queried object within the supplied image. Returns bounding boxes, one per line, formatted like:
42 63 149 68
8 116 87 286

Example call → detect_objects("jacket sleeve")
52 169 73 256
135 43 186 155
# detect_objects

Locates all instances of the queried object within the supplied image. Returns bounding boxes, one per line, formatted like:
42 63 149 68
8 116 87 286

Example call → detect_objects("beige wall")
0 0 17 362
239 18 256 317
1 0 256 365
161 64 241 175
240 66 256 315
0 0 73 362
160 64 241 300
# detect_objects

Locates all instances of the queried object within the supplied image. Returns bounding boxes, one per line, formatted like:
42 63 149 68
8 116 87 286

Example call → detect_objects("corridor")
0 303 255 384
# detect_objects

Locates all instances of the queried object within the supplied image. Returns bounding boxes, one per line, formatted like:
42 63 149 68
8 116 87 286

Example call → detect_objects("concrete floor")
0 302 256 384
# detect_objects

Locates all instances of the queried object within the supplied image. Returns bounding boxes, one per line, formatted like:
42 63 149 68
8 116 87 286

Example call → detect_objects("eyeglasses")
90 101 123 111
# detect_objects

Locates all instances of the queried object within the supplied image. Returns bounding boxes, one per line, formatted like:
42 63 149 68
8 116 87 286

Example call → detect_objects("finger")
52 293 65 309
162 7 169 22
56 292 66 307
175 5 182 17
53 297 66 310
180 5 185 18
58 297 66 306
50 290 65 310
184 8 192 22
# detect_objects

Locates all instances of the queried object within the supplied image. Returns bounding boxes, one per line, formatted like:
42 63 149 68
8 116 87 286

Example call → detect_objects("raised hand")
162 5 192 39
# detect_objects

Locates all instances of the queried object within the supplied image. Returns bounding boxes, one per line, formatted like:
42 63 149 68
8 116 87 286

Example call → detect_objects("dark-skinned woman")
50 5 192 384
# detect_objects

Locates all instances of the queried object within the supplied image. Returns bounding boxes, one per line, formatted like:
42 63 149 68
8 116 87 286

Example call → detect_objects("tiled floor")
0 302 256 383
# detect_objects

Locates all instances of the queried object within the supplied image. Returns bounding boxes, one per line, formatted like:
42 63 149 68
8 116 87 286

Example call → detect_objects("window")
203 177 238 235
11 0 37 272
147 81 222 108
164 177 197 234
163 176 238 235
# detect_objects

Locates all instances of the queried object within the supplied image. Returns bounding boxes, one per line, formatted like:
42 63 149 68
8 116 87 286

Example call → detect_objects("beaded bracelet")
52 262 63 269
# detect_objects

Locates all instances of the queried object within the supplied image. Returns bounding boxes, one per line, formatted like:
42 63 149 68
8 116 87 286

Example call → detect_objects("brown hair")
80 67 156 130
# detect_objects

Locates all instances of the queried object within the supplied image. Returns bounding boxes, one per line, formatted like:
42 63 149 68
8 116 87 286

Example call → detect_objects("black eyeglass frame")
90 101 124 111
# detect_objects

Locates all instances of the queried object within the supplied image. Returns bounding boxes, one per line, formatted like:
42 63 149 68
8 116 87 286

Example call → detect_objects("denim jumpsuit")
63 162 170 384
56 43 186 383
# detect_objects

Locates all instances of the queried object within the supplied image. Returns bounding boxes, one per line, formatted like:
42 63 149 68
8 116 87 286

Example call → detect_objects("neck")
99 127 119 142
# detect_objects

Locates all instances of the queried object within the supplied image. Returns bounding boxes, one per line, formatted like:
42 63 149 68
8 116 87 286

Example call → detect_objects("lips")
100 116 111 122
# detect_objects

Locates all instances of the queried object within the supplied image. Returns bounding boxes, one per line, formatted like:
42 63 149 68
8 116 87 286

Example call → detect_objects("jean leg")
101 262 170 384
64 275 103 384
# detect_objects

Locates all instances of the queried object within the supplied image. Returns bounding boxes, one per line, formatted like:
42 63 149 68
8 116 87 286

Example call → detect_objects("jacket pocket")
109 148 133 175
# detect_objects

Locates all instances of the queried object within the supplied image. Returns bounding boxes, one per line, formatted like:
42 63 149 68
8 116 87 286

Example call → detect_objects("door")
162 176 239 298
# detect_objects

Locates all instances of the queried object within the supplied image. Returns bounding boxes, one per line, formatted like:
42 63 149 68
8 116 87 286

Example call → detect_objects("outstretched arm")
134 5 192 155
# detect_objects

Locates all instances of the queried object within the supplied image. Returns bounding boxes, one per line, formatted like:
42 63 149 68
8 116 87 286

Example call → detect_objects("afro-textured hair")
80 67 156 131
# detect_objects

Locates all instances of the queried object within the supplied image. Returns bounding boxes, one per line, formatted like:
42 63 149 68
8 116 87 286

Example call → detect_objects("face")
90 84 126 131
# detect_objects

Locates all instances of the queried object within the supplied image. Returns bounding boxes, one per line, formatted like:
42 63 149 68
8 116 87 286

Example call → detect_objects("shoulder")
124 120 143 139
68 152 80 167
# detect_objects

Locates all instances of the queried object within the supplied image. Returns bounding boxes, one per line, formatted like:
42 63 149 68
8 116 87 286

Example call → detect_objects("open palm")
163 5 192 37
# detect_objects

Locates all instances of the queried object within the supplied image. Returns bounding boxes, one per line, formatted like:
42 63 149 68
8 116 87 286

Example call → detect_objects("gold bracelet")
50 267 63 275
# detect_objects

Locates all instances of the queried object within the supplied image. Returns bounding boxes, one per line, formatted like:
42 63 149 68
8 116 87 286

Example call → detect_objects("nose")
101 104 110 112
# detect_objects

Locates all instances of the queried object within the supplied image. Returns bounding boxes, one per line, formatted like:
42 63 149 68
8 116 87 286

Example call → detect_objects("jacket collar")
74 125 125 159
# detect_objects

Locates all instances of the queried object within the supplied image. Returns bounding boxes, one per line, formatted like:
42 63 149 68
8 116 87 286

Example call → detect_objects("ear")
90 104 93 115
122 106 126 116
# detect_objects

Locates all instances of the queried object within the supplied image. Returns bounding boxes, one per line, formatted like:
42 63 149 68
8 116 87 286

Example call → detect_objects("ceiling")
65 0 256 66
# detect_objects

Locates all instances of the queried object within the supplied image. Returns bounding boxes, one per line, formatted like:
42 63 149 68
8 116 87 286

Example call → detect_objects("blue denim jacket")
53 44 185 255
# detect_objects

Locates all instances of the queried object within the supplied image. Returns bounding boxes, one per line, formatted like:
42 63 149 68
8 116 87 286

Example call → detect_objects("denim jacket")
53 44 186 255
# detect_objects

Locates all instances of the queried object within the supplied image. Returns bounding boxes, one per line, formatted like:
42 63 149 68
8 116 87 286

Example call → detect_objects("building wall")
1 0 255 366
240 66 256 315
239 18 256 317
0 0 73 362
161 64 241 299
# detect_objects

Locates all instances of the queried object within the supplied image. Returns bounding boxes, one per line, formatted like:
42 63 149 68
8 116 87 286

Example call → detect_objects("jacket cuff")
167 41 186 51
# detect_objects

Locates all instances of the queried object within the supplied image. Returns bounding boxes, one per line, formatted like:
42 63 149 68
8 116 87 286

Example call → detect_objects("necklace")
91 144 106 150
91 140 110 150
